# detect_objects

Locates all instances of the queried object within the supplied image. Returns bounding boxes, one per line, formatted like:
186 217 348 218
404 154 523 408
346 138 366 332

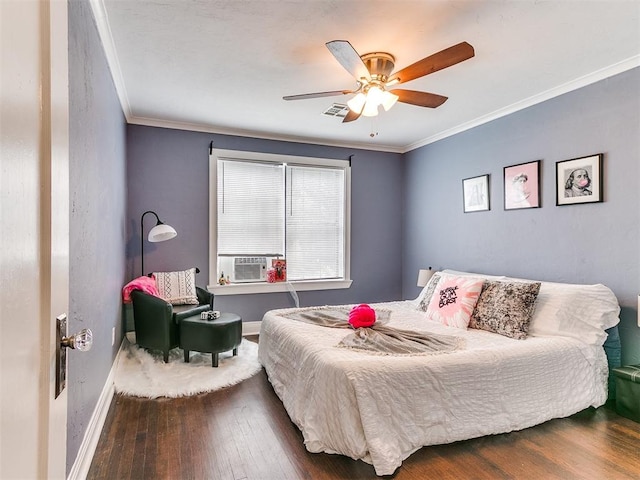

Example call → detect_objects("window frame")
208 148 352 295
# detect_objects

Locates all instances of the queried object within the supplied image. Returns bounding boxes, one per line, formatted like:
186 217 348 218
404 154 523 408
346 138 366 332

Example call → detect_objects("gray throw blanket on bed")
282 307 463 356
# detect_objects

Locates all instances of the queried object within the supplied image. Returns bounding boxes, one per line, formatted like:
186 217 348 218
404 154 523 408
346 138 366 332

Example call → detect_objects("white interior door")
0 1 69 478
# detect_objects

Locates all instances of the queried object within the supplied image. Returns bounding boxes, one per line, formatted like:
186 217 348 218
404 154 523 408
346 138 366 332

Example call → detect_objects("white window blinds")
217 160 284 256
286 165 344 280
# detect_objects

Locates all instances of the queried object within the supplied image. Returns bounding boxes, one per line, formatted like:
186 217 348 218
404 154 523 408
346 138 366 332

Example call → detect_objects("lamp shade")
362 100 379 117
140 210 177 276
417 268 435 287
148 223 177 242
366 85 384 106
381 91 399 111
347 92 366 113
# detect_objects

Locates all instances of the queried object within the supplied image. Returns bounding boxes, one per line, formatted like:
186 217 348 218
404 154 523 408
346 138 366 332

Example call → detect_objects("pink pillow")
425 274 484 329
349 304 376 328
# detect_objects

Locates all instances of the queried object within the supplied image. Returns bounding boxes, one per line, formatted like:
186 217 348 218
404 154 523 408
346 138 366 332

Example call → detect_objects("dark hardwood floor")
88 337 640 480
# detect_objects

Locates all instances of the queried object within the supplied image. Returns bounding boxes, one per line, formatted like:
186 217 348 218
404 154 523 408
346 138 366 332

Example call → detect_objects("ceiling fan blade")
388 41 474 85
283 89 354 101
326 40 371 82
391 89 448 108
342 108 361 123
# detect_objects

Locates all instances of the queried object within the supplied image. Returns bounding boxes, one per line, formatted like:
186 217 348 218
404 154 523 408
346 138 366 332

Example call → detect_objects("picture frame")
503 160 541 210
462 174 490 213
556 154 603 206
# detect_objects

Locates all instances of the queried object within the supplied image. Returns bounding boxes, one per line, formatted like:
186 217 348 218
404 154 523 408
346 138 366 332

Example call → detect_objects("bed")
258 270 621 476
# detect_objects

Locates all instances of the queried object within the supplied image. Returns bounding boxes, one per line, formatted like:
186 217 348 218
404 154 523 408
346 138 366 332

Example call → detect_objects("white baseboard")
67 340 124 480
242 321 261 336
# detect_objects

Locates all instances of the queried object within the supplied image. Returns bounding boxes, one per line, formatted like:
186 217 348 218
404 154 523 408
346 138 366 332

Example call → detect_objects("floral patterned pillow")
469 280 541 339
425 274 484 329
416 272 442 311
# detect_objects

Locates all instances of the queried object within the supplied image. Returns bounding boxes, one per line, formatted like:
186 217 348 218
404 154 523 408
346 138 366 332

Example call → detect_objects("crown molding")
89 0 132 121
405 55 640 152
127 115 405 154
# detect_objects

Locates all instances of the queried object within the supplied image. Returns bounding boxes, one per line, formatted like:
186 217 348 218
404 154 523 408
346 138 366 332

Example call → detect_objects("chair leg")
163 351 169 363
233 347 238 356
212 352 219 367
184 350 190 363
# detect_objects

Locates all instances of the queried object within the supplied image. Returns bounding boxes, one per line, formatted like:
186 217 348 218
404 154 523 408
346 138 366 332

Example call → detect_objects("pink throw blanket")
122 276 160 303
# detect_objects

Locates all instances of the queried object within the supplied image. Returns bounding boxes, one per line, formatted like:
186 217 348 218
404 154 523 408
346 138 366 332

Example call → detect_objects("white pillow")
441 269 506 281
153 268 199 305
526 281 620 346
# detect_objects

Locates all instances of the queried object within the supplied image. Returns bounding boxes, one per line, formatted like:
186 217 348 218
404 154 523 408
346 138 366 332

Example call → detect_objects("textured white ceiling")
95 0 640 152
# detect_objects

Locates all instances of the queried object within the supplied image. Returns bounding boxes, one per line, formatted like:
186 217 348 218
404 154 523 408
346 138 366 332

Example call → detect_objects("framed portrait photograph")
504 160 541 210
556 154 603 206
462 174 490 213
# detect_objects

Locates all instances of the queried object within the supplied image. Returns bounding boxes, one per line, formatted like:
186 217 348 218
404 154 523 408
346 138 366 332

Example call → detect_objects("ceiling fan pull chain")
369 117 379 138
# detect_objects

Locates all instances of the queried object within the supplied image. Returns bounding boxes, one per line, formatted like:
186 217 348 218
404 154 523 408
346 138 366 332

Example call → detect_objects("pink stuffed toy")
348 304 376 329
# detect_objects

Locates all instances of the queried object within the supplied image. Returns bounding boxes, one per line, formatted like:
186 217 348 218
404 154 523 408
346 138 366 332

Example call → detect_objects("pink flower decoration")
348 304 376 328
267 268 277 283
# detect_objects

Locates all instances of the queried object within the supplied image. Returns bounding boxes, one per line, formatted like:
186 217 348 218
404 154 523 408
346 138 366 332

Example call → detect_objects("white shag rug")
114 338 262 398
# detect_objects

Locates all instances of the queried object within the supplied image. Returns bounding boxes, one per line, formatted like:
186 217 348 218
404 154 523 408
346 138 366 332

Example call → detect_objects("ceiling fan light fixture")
347 92 366 113
285 40 474 126
366 85 384 106
361 100 379 117
381 90 399 111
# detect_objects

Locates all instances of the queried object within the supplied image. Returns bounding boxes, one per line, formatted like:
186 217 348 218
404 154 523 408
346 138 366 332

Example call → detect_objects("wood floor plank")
155 400 173 479
141 398 158 478
87 338 640 480
113 398 138 479
87 398 119 479
129 398 149 480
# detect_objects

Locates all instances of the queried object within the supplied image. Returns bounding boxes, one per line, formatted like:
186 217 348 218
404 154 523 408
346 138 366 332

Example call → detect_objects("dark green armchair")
130 286 213 362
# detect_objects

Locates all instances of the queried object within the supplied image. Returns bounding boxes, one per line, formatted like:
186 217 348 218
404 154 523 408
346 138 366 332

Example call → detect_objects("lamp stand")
140 210 178 276
140 210 161 276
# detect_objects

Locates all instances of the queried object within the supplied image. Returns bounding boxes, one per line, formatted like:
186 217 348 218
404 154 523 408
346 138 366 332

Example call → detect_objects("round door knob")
61 328 93 351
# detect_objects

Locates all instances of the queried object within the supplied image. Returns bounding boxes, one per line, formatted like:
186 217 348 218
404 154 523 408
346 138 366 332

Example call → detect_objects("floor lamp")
140 210 177 276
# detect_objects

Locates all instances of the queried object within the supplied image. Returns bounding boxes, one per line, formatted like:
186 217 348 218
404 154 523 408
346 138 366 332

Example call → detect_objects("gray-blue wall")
126 125 404 321
68 0 127 473
403 68 640 365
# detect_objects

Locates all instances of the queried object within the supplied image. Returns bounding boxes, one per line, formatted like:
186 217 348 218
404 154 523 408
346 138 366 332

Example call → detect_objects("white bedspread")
258 301 609 476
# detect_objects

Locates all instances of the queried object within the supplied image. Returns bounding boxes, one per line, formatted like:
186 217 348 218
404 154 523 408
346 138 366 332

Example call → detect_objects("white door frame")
0 1 69 478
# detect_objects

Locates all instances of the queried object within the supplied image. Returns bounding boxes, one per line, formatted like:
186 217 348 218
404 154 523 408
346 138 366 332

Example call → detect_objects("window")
210 149 351 294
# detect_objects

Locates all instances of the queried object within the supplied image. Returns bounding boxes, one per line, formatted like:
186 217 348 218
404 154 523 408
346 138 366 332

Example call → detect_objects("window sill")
208 279 352 296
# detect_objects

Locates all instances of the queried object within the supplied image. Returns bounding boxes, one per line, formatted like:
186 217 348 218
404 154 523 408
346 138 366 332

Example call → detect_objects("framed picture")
556 154 603 206
504 160 541 210
462 174 490 213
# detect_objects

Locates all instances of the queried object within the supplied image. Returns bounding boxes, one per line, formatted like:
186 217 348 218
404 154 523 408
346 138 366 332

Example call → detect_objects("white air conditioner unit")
231 257 267 283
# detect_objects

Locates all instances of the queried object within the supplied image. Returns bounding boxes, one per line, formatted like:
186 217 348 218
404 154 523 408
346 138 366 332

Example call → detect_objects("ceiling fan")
283 40 475 123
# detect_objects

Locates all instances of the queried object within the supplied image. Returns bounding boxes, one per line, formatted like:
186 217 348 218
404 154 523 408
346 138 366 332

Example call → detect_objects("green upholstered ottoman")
180 312 242 367
612 365 640 423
